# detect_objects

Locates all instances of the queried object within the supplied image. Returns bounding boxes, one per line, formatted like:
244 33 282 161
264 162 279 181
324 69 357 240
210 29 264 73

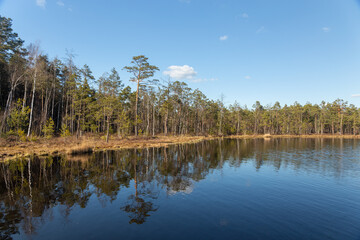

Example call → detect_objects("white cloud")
256 26 265 34
245 76 251 80
168 184 193 195
322 27 331 33
57 1 64 6
219 35 228 41
241 13 248 18
68 7 73 11
36 0 46 8
163 65 197 80
351 94 360 97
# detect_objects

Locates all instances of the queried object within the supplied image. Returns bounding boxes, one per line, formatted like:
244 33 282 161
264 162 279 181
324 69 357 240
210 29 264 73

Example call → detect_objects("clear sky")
1 0 360 107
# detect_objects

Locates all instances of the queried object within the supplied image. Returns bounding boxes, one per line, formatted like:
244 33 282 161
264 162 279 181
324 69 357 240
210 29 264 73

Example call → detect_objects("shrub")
29 132 38 142
7 99 30 132
60 123 71 137
17 129 27 142
42 118 55 139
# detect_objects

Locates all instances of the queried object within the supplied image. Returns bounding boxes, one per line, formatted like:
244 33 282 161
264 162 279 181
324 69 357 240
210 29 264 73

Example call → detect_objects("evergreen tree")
123 55 159 136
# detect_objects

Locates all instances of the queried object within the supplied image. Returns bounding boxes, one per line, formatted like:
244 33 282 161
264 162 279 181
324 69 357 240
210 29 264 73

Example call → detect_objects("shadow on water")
1 138 360 239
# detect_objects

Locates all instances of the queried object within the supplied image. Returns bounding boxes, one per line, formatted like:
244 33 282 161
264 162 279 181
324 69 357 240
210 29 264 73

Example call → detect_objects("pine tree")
42 117 55 139
123 55 159 136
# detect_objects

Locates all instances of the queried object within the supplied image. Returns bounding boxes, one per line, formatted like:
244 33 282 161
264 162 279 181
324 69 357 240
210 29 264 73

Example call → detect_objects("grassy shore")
1 134 359 161
0 135 216 161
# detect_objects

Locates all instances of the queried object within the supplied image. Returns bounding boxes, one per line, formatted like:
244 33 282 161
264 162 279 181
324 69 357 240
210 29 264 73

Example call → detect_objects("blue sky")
1 0 360 107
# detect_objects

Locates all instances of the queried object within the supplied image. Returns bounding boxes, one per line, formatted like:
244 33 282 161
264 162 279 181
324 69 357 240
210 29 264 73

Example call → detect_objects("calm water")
1 138 360 240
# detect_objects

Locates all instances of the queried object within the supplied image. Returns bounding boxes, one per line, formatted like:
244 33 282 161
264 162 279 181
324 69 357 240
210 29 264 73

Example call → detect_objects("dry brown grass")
0 134 213 161
1 134 359 161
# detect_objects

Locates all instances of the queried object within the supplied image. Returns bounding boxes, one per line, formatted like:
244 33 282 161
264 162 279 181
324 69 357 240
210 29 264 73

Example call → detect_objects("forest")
1 15 359 143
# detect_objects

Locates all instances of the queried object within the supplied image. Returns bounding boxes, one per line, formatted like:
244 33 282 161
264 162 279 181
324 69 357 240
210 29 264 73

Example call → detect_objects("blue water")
1 138 360 239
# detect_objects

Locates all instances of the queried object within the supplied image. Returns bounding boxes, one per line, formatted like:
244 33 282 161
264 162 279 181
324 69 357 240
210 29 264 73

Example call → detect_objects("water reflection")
0 138 359 239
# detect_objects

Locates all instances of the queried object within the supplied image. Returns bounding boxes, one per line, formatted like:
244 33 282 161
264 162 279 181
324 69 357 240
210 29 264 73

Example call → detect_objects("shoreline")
1 134 359 161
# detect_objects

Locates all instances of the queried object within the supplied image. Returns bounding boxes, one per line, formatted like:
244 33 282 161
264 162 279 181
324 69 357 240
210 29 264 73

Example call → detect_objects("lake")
1 138 360 240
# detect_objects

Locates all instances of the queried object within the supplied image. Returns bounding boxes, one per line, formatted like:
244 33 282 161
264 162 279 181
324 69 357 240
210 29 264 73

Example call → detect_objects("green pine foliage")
7 99 30 133
60 124 71 137
0 15 360 140
42 118 55 139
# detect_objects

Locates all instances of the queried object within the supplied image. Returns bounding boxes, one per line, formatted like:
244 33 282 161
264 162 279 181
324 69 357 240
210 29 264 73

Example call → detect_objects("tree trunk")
27 68 37 137
22 81 27 110
1 87 13 132
236 118 240 135
321 122 324 135
340 113 343 135
219 110 223 136
134 80 139 136
152 103 155 136
164 111 168 136
146 97 150 135
106 118 110 143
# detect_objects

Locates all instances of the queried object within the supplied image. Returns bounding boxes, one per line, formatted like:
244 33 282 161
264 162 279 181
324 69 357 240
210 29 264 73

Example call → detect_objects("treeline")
1 16 359 141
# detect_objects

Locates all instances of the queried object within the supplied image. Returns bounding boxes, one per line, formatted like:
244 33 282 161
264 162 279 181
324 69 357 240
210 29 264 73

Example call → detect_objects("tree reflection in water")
0 138 359 239
121 149 159 224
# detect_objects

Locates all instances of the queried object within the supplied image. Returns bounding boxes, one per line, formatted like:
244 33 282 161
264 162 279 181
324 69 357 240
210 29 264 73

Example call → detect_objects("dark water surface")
1 138 360 240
